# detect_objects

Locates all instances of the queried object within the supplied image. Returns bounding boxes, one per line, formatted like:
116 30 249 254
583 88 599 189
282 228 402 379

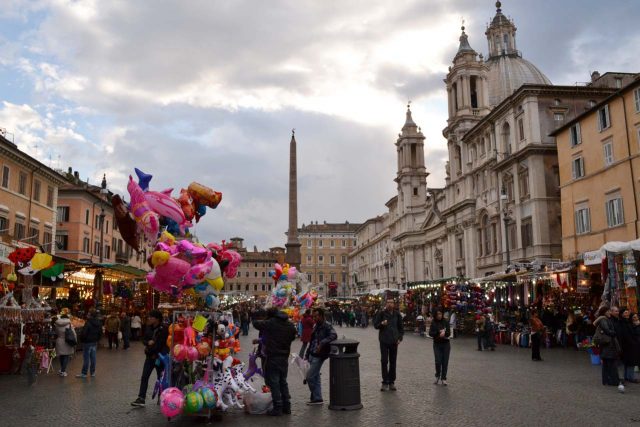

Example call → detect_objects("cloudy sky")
1 0 639 250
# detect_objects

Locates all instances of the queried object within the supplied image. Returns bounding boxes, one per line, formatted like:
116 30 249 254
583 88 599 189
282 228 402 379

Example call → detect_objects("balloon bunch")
112 168 223 248
295 289 318 309
146 232 237 306
8 247 64 280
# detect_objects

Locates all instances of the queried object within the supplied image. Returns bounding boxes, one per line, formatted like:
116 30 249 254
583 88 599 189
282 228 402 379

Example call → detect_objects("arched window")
502 122 511 155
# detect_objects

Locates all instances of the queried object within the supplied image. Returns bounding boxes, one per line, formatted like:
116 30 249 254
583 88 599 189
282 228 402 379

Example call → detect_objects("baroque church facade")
349 2 627 293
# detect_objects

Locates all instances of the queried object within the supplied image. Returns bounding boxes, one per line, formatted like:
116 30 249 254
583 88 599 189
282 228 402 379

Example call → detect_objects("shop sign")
583 250 604 266
0 242 12 264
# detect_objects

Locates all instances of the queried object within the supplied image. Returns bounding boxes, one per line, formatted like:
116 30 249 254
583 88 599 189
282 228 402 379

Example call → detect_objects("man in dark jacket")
429 310 451 385
131 310 169 407
252 307 297 416
76 308 102 378
373 300 404 391
304 308 337 405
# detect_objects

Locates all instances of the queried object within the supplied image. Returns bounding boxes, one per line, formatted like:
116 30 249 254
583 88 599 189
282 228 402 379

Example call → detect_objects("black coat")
305 321 337 360
620 319 637 365
82 316 103 344
429 318 451 343
252 311 297 358
143 324 169 359
373 310 404 345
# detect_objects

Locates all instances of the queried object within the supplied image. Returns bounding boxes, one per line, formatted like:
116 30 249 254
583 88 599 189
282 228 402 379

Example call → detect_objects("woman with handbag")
54 308 76 377
593 306 623 391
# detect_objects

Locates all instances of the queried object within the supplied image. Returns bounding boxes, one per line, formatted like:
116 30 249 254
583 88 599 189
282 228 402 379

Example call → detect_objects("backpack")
65 326 77 347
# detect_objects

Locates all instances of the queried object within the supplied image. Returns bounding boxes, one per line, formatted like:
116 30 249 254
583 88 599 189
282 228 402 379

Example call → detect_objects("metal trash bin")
329 338 363 410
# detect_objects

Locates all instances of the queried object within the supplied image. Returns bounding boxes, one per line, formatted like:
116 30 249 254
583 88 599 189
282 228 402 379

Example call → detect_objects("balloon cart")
161 310 243 422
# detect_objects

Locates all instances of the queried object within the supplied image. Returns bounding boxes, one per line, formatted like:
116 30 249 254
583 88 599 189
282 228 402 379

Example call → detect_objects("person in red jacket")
299 310 314 357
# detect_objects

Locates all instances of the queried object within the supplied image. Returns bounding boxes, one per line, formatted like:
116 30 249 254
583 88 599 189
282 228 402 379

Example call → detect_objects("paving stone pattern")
0 325 637 426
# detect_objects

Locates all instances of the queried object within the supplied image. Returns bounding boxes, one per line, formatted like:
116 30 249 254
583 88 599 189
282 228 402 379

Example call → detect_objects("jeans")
433 341 451 380
138 357 163 400
477 333 484 350
107 332 119 349
602 358 620 385
59 354 70 373
265 356 290 409
241 322 249 336
122 333 130 349
82 343 97 375
380 342 398 384
531 333 541 360
306 355 325 401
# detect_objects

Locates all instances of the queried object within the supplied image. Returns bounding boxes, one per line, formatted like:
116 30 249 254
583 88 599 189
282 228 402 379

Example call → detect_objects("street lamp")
383 247 393 289
501 185 513 271
96 174 109 313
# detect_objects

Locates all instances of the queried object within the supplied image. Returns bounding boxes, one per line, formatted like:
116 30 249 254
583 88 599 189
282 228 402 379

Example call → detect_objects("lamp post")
501 185 512 270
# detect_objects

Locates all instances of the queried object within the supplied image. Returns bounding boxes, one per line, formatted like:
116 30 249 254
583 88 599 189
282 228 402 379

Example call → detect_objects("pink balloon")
186 346 199 362
127 176 160 242
184 258 213 286
173 344 187 361
145 189 192 234
147 256 191 293
160 387 184 418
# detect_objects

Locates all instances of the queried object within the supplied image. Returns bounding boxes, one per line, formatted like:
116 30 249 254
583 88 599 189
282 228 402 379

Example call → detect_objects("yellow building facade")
553 76 640 260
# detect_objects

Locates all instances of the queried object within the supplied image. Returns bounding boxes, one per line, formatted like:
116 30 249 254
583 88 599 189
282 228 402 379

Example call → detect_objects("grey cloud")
374 64 443 100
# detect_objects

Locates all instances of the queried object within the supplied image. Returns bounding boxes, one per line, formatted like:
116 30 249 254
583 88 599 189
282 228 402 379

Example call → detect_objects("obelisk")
285 129 301 269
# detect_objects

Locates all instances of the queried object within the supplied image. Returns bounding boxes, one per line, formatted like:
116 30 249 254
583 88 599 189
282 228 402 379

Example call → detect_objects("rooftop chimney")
591 71 600 83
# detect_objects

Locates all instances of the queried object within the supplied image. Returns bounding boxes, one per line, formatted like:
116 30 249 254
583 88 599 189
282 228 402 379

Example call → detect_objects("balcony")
115 252 129 264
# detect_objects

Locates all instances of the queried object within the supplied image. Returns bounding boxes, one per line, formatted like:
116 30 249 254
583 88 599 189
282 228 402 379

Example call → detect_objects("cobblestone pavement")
1 325 638 427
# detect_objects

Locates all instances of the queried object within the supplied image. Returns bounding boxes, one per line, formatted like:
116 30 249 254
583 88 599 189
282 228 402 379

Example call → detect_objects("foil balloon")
111 195 140 253
177 189 196 221
187 182 222 209
134 167 153 192
127 175 160 242
144 189 192 234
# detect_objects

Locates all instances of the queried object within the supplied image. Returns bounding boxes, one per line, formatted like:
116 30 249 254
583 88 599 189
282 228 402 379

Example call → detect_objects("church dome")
486 54 551 106
483 1 551 106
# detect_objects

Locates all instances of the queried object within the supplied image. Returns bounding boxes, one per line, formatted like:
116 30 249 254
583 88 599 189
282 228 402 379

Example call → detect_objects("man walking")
76 308 102 378
252 307 297 416
131 310 169 407
530 311 544 361
105 311 121 350
374 300 404 391
304 308 337 405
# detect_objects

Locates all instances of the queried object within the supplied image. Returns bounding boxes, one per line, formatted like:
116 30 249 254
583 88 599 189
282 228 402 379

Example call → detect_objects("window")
245 284 249 291
575 207 591 235
28 224 39 244
570 123 581 147
94 241 100 256
318 240 323 248
492 223 498 254
307 239 312 248
518 166 530 199
254 271 258 277
261 284 265 291
572 157 585 179
456 235 464 260
605 198 624 228
503 173 514 201
83 238 90 253
307 255 312 263
634 88 640 112
502 122 511 155
0 216 9 234
413 187 418 196
507 222 517 251
330 272 336 282
341 255 347 265
105 245 111 260
95 215 100 229
318 255 324 264
33 180 41 202
615 78 622 89
521 218 533 248
518 118 525 141
1 166 8 188
43 227 52 247
236 271 241 278
57 206 69 222
307 273 312 282
554 113 564 121
342 239 346 248
262 271 265 277
18 172 27 195
254 284 258 292
330 255 335 265
603 141 614 166
56 234 68 250
330 240 335 248
318 273 324 283
245 271 250 277
85 209 90 225
46 186 54 207
14 222 25 240
597 105 610 131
